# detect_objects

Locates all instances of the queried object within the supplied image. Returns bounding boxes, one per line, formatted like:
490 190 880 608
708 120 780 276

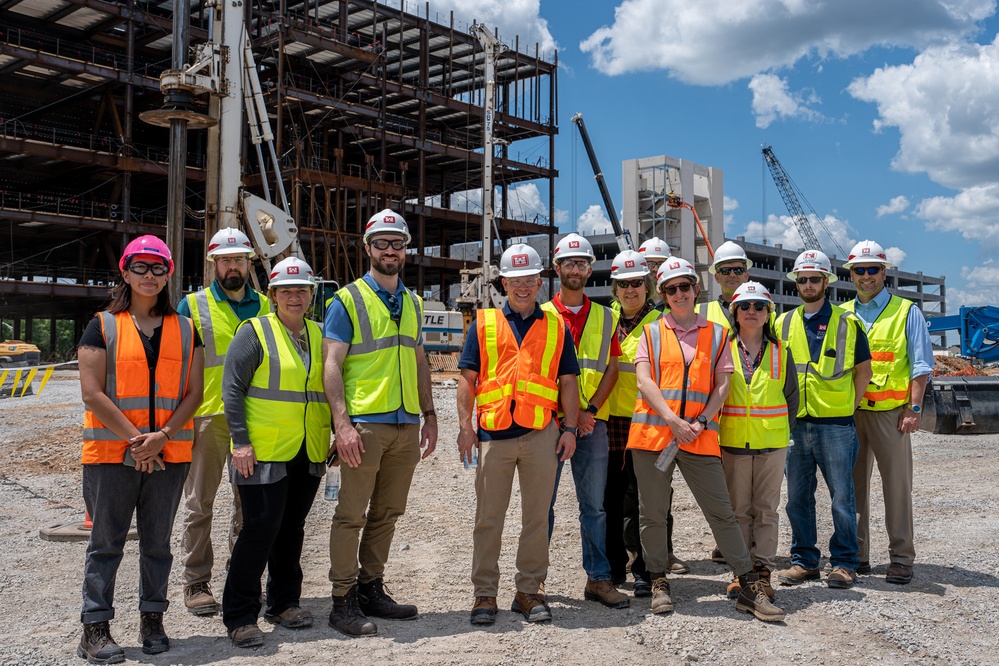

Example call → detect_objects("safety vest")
777 305 860 419
608 308 662 418
82 311 196 464
843 295 913 411
337 279 422 417
719 338 790 450
627 319 728 457
697 299 733 331
475 308 566 431
240 314 331 463
186 287 269 418
542 299 619 420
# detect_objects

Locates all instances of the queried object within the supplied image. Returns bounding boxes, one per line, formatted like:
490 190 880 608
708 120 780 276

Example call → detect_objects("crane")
571 113 633 252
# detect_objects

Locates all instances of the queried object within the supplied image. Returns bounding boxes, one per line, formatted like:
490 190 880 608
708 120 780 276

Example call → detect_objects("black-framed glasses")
718 266 747 276
662 282 693 296
371 238 407 251
737 302 768 312
616 278 645 289
852 266 882 276
128 262 169 276
796 276 825 285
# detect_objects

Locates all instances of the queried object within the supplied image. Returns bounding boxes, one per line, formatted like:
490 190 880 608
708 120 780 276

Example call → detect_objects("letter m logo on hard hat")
512 254 529 267
287 266 300 274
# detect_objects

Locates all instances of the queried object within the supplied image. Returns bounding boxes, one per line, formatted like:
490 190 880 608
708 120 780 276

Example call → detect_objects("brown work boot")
470 596 498 626
184 582 219 616
757 566 775 600
138 612 169 655
710 547 726 564
735 572 785 622
264 606 314 628
228 622 264 648
726 575 742 599
667 555 691 574
827 567 857 589
511 591 552 623
358 579 418 620
886 563 913 585
329 585 377 636
77 621 124 664
584 579 630 609
776 564 820 586
649 573 673 614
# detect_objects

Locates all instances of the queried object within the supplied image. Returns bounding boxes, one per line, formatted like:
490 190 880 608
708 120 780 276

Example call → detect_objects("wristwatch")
909 404 922 414
586 404 599 415
696 415 708 427
562 426 579 437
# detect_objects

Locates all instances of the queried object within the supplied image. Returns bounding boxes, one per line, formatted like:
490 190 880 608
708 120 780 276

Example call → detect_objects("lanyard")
738 338 765 373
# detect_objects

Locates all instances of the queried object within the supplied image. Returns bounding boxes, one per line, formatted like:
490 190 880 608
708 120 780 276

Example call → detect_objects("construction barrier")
0 361 76 399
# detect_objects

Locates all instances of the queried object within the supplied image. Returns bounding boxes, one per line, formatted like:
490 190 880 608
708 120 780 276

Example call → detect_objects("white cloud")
749 74 823 128
885 247 907 268
412 0 557 56
579 0 990 85
915 184 999 250
741 213 855 258
576 205 612 235
444 183 552 224
724 196 739 211
876 195 911 217
951 260 999 306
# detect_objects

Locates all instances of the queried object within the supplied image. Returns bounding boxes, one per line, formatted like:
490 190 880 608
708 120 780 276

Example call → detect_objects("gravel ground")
1 370 998 665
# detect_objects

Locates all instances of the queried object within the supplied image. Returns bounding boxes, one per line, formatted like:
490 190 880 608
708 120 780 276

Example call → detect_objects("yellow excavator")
0 340 41 368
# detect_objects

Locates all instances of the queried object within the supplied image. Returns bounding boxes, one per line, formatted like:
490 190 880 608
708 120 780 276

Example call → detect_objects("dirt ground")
2 370 999 665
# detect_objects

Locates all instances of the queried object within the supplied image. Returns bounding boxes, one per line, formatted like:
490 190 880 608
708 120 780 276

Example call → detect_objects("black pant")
607 448 675 579
222 446 321 631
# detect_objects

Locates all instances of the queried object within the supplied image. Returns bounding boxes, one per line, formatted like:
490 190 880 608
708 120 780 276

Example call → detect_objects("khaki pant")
633 448 752 576
471 422 559 597
721 448 787 570
854 408 915 566
181 414 242 586
328 422 421 596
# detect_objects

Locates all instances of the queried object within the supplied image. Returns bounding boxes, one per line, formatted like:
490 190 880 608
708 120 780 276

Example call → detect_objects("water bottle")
324 465 341 502
654 439 679 473
463 446 478 471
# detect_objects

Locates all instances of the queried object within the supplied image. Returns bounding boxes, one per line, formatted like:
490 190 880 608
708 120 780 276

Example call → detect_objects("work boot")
583 579 630 609
776 564 820 586
710 547 726 564
511 591 551 622
827 567 857 589
357 579 418 620
735 572 785 622
228 623 264 648
329 585 377 636
757 566 776 600
633 572 652 598
649 573 673 614
77 621 125 665
138 612 169 655
857 561 872 575
470 596 497 626
726 575 742 599
184 582 219 616
667 555 690 575
886 563 913 585
264 606 314 628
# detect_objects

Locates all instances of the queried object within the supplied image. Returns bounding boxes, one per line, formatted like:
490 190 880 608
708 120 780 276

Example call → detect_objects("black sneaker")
357 579 418 620
77 621 125 664
329 585 378 637
139 612 169 654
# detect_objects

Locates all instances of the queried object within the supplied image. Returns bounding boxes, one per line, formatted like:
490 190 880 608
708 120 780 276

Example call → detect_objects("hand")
670 417 697 445
898 408 921 434
420 417 438 460
231 445 257 478
335 424 365 468
457 425 478 466
556 431 576 462
129 431 168 470
578 411 596 437
134 456 165 474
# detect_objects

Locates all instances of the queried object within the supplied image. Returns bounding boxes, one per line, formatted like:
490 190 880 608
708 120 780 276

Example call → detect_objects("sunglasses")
128 262 169 276
616 278 646 289
718 266 747 276
852 266 882 276
737 302 768 312
370 238 407 251
795 276 825 285
662 282 694 296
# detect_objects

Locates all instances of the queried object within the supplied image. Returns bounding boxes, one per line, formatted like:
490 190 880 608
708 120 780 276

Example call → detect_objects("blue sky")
413 0 999 311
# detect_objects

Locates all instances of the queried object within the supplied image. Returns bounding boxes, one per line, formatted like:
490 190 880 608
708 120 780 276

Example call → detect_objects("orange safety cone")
83 510 93 529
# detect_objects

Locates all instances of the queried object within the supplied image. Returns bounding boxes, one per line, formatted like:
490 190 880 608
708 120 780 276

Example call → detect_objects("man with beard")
775 250 872 590
698 240 752 330
323 208 437 636
177 227 270 615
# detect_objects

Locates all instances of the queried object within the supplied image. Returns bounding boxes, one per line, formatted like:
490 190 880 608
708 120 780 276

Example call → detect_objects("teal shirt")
177 281 263 321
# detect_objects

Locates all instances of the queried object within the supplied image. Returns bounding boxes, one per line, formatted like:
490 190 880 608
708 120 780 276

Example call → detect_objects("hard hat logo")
669 261 680 270
625 259 635 268
569 240 580 249
384 215 396 224
287 266 300 274
512 254 529 267
228 237 236 244
805 251 816 260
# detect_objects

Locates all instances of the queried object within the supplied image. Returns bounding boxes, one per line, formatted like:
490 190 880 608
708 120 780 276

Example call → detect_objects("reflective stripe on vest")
241 314 331 463
697 300 733 331
475 308 565 431
338 280 422 417
188 288 269 417
608 308 662 417
719 339 790 450
843 295 912 411
82 311 196 463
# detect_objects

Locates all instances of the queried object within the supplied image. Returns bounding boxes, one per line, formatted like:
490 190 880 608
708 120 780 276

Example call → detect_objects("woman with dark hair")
76 235 204 663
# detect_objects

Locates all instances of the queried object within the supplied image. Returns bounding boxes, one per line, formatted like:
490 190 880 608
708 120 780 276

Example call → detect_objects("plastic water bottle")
324 465 341 502
463 446 478 471
654 439 679 472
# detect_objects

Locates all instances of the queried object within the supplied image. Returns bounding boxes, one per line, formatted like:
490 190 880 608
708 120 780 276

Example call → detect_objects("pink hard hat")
119 235 174 275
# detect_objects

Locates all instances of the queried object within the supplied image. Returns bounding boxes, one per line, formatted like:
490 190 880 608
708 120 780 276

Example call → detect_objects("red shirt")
549 293 622 357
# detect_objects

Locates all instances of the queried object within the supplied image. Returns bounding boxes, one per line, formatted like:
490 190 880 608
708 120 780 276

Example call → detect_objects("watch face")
911 405 922 414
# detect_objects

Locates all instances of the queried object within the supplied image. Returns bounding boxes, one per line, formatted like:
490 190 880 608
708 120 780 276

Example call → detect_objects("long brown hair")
105 277 175 316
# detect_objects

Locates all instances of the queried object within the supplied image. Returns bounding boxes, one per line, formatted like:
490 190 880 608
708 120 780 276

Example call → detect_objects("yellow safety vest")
542 300 619 420
697 299 733 331
337 279 422 417
777 305 860 419
608 308 662 418
187 287 270 417
720 338 790 450
240 314 331 463
842 295 913 411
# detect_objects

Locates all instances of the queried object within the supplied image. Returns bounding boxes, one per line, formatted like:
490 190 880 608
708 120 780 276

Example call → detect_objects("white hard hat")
553 233 595 264
730 281 773 310
500 243 544 278
363 209 411 245
709 240 752 274
656 256 698 290
843 239 893 269
268 256 316 288
610 249 649 280
638 236 671 260
787 249 837 283
207 227 256 259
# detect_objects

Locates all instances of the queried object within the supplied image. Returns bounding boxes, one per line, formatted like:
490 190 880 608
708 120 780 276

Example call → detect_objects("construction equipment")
0 340 41 368
570 113 634 252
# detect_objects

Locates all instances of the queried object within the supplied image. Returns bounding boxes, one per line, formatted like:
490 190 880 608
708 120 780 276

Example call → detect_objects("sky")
406 0 999 312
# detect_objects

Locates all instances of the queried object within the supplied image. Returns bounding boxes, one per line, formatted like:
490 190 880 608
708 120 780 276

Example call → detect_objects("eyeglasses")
662 282 693 296
718 266 747 276
370 238 407 251
505 277 538 288
616 279 645 289
852 266 882 276
216 255 248 267
737 302 768 312
128 262 169 276
559 259 590 271
796 276 825 285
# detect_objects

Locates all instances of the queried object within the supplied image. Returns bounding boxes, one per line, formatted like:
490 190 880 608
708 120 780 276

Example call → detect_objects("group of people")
74 211 931 664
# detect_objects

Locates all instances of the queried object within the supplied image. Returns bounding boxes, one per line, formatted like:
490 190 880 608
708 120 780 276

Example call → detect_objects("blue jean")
785 421 860 571
81 461 190 624
548 420 611 581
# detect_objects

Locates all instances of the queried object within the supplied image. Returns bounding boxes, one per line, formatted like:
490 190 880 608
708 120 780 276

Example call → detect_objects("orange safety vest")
627 318 727 457
82 311 196 464
474 308 566 431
